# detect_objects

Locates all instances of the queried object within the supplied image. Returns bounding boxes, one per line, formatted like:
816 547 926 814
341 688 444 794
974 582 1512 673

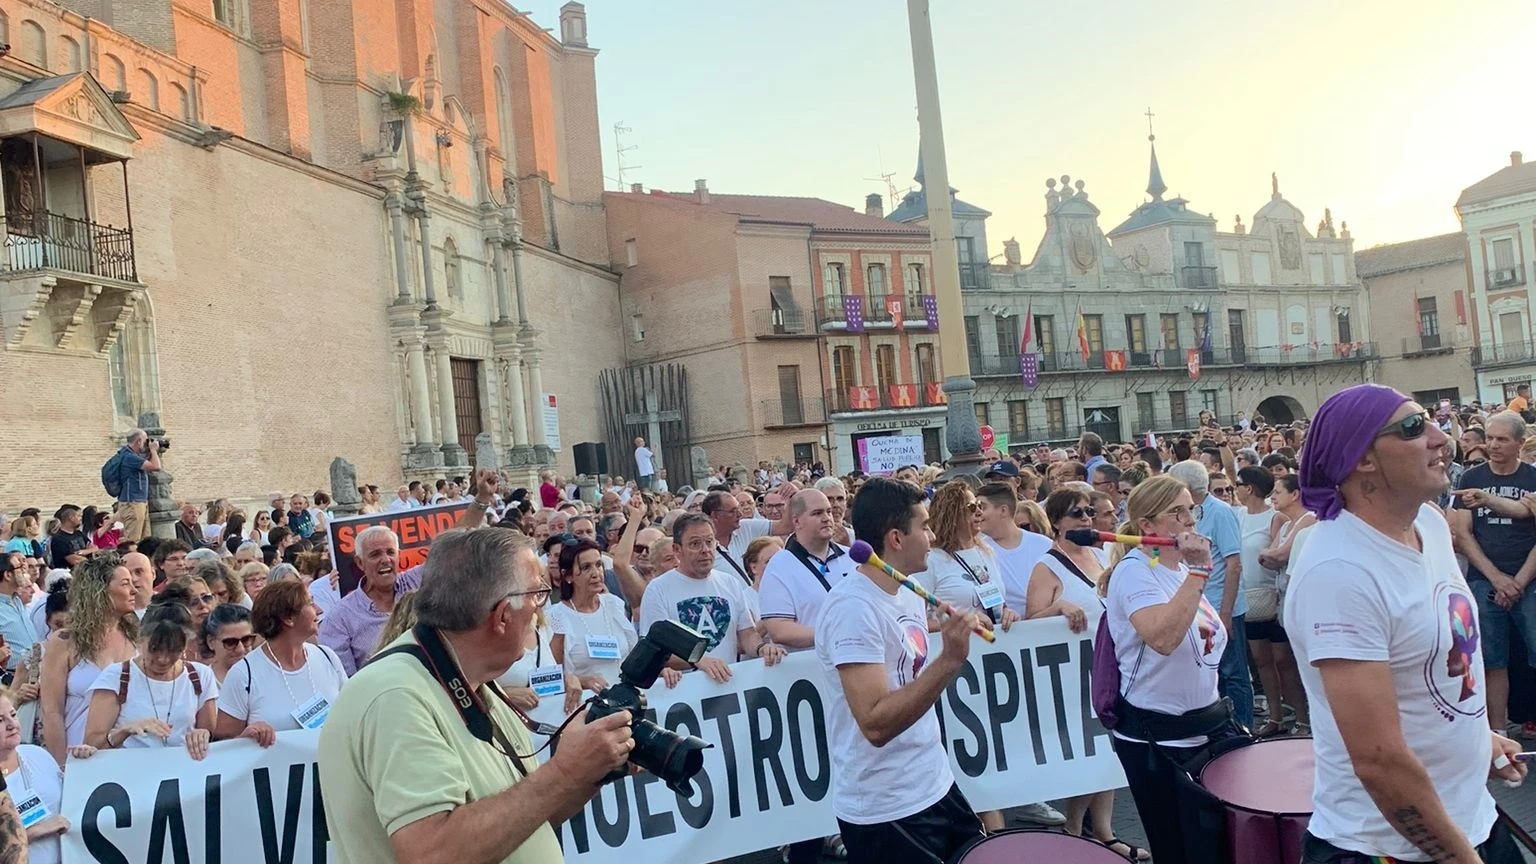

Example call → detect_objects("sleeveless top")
1040 546 1108 611
64 657 109 747
1237 507 1282 593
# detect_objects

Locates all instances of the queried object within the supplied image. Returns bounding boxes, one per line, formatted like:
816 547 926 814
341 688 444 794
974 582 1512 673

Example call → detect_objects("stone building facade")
962 138 1374 445
1356 233 1473 404
0 0 619 508
1456 151 1536 404
604 185 938 475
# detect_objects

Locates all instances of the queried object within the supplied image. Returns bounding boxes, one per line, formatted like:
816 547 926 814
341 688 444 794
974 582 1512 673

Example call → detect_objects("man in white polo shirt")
761 488 856 650
1289 385 1526 863
702 490 789 588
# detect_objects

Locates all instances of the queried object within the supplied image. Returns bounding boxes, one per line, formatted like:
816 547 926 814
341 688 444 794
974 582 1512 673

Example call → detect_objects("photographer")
104 429 161 543
319 528 635 864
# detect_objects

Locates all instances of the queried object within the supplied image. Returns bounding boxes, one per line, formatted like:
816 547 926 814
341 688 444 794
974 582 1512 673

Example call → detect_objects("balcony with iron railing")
1401 333 1450 356
1180 265 1218 290
969 341 1376 378
1473 339 1536 369
752 307 816 338
815 293 938 330
2 211 137 282
1488 266 1526 289
760 396 827 428
825 383 946 414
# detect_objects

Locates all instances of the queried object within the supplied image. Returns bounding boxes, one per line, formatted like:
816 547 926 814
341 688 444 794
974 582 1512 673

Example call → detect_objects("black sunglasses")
1376 411 1432 441
220 634 257 651
1067 506 1097 519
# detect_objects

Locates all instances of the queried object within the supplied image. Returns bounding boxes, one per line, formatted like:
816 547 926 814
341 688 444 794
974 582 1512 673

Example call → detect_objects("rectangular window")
1084 314 1104 352
1136 392 1156 428
1220 249 1241 284
1228 309 1247 361
1332 253 1348 283
832 346 856 395
777 366 803 425
625 238 638 267
1418 297 1440 350
1035 315 1056 354
824 263 846 296
1200 389 1218 414
1160 313 1180 349
1251 252 1272 284
875 344 897 391
1499 312 1523 348
964 316 982 367
906 262 925 295
450 358 484 461
1045 398 1066 436
1007 400 1029 436
867 264 888 302
1493 238 1516 270
1125 314 1147 353
975 401 991 429
957 237 980 290
1193 312 1210 357
1184 242 1205 267
1337 312 1352 344
995 314 1020 358
630 313 645 342
1169 391 1188 426
916 343 937 385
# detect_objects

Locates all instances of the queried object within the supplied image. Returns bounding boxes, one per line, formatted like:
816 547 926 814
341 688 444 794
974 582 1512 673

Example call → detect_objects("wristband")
1186 569 1211 582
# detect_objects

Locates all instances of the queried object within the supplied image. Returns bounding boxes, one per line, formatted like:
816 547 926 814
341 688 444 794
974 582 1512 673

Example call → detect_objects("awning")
0 73 139 162
769 280 800 316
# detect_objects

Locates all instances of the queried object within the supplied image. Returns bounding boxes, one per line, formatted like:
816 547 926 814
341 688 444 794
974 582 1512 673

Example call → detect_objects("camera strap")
373 625 544 779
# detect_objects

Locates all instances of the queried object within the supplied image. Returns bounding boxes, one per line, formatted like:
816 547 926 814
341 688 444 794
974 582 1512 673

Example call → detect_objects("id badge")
14 791 48 829
291 694 331 730
586 634 622 660
975 580 1005 610
529 664 565 698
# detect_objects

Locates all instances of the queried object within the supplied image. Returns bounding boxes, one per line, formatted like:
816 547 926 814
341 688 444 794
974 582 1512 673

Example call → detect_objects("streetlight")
906 0 984 475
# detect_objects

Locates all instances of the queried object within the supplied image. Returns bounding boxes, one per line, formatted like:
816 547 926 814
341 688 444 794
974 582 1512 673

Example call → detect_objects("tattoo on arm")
0 790 26 864
1390 806 1466 862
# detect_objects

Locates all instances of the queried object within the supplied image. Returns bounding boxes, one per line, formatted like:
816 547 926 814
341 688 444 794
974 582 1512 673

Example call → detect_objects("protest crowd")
0 394 1532 864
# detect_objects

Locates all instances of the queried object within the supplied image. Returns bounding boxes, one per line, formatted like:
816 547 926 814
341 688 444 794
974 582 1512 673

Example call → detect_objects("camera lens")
629 718 711 796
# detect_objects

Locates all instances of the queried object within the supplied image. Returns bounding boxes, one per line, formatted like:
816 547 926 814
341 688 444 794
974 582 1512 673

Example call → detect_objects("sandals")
824 835 848 859
1103 836 1151 861
1254 719 1290 738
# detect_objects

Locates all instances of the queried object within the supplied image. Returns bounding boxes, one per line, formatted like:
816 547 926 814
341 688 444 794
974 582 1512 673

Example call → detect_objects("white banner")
861 434 925 474
59 618 1123 864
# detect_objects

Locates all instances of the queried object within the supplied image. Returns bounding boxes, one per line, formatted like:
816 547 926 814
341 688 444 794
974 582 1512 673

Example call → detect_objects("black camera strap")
374 625 546 778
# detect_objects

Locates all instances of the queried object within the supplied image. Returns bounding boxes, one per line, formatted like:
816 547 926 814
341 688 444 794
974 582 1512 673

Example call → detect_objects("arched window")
492 67 514 167
58 35 80 71
138 69 159 111
0 12 10 49
443 237 462 299
103 53 127 91
169 82 190 120
107 298 159 428
19 20 45 68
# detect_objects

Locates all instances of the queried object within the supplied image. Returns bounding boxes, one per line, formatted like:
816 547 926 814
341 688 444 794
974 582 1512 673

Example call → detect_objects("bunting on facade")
1186 348 1201 381
1074 303 1090 362
1019 302 1038 389
922 294 940 330
1105 350 1127 372
843 295 865 333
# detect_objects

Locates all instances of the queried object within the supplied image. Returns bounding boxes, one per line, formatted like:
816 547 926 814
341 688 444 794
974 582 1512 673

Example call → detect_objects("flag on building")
1019 302 1038 389
886 295 905 330
1186 348 1201 381
1074 304 1090 362
1105 350 1127 372
1200 314 1212 351
922 294 940 330
843 295 865 333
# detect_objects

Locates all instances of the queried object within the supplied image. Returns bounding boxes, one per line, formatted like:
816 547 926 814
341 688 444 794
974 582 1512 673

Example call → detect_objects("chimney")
1513 151 1524 167
1003 237 1021 267
865 193 883 217
694 179 710 205
629 182 643 193
559 2 588 47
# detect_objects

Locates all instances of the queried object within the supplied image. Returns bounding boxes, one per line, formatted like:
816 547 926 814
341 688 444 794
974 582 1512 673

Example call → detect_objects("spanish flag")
1075 304 1090 362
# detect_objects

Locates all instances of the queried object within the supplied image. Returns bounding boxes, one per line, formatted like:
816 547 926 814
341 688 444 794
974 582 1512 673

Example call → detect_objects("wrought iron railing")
760 397 826 427
1 211 137 281
752 307 814 337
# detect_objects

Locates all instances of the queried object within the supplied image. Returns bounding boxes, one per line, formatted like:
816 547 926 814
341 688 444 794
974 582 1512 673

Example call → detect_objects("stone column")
434 346 467 466
404 341 441 466
386 191 413 301
490 232 513 324
523 342 552 464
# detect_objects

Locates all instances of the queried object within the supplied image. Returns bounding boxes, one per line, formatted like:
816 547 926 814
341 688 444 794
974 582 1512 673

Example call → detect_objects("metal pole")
906 0 983 473
121 161 136 281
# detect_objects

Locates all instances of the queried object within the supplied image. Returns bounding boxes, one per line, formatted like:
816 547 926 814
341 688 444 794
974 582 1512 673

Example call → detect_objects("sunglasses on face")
1376 411 1432 440
1066 506 1097 519
220 634 257 651
196 593 214 605
1211 486 1233 496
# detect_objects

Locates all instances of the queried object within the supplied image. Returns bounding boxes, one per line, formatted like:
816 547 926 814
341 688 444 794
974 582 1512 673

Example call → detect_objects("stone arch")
1255 395 1306 426
442 235 462 300
18 20 45 68
103 53 127 91
138 68 159 110
169 82 190 120
107 293 161 430
57 35 80 71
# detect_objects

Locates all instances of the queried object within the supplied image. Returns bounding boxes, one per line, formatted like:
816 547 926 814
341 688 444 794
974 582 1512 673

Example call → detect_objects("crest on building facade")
1069 222 1097 272
1278 228 1302 270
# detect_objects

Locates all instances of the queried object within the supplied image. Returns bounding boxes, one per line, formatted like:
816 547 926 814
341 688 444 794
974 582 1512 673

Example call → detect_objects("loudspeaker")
573 441 609 476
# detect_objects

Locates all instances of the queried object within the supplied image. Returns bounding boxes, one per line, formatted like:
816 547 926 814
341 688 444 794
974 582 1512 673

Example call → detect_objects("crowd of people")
0 394 1529 863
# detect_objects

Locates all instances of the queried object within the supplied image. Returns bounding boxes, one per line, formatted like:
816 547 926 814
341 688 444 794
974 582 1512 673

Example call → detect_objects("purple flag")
1019 352 1039 389
922 294 940 330
843 294 865 333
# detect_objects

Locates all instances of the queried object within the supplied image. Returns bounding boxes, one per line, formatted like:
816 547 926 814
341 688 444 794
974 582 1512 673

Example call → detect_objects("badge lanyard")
265 643 319 707
142 660 181 725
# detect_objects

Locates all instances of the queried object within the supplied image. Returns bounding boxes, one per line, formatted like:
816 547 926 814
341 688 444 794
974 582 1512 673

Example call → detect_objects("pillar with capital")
522 338 553 466
388 304 443 473
429 340 468 467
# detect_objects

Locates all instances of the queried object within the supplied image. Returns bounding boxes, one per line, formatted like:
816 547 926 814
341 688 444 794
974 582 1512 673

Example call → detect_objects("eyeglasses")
1210 487 1233 497
1376 411 1432 440
1066 506 1097 519
196 593 214 605
506 584 552 607
220 634 257 651
964 501 981 512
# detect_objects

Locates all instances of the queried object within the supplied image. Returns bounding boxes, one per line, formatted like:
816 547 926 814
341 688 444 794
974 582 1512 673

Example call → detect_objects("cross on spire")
1145 107 1156 141
1144 107 1167 202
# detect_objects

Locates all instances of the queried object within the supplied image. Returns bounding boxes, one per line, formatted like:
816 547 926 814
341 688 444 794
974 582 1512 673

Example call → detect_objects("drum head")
948 828 1132 863
1198 736 1314 816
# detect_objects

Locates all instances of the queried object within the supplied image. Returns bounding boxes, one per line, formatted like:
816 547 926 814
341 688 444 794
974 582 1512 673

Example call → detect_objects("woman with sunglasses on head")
214 580 347 747
1026 489 1148 861
549 538 641 697
1098 475 1226 863
84 598 218 760
200 604 255 684
38 554 138 765
1233 467 1308 736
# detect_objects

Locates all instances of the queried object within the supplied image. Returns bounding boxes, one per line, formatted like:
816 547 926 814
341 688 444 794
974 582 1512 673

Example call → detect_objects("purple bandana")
1299 384 1411 520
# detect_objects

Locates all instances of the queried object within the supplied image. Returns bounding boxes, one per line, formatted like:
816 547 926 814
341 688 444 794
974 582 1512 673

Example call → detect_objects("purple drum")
1197 736 1314 864
948 828 1131 863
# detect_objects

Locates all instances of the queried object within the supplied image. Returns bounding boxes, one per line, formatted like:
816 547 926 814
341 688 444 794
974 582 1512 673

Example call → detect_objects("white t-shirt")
981 531 1055 614
639 568 753 664
551 594 638 681
1237 507 1281 594
90 660 218 748
758 540 856 644
1107 549 1227 746
635 447 655 475
815 570 953 825
8 744 62 864
202 524 225 545
718 519 775 581
217 643 348 732
1286 505 1495 860
919 546 1001 617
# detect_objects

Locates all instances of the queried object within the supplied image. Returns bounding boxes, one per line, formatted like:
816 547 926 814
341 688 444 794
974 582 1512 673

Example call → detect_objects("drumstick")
1064 528 1177 548
848 540 996 643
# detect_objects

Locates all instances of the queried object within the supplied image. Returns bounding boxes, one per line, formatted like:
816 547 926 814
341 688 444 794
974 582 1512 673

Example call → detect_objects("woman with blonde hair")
1017 499 1051 535
4 515 42 558
38 554 139 764
1099 475 1228 863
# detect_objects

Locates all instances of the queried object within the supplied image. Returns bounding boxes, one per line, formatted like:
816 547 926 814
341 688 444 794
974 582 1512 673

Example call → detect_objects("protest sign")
59 618 1123 864
859 434 925 475
326 502 468 595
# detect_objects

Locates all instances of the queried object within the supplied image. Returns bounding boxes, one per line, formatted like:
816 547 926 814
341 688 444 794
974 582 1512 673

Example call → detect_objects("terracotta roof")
632 190 930 236
1457 158 1536 209
1355 232 1465 278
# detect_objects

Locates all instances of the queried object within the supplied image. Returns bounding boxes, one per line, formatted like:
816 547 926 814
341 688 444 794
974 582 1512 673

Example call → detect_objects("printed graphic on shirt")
1192 597 1221 663
1430 586 1486 719
675 596 733 652
899 615 929 684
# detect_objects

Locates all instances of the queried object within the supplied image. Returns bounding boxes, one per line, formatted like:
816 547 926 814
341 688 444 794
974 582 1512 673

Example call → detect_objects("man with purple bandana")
1287 384 1526 864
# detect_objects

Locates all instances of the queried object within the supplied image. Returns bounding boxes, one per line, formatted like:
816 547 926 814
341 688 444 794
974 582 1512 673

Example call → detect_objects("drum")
1196 736 1314 864
948 828 1132 863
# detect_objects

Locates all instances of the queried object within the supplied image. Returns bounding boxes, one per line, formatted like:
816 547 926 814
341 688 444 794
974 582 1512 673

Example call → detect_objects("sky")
522 0 1536 256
